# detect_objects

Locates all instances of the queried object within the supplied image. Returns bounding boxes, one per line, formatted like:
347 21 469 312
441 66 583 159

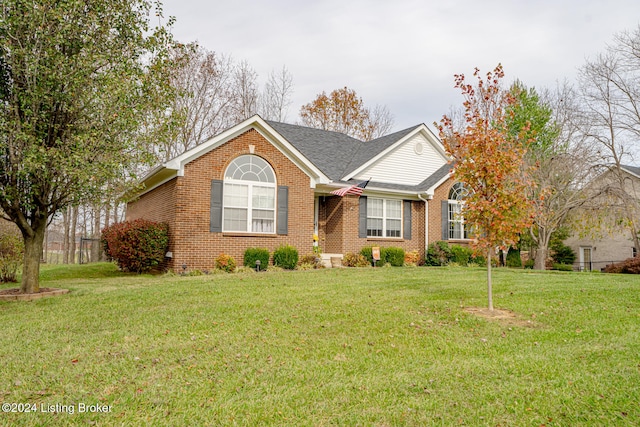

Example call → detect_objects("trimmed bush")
343 252 370 268
215 253 236 273
273 245 298 270
426 241 452 266
552 263 574 272
450 245 472 266
360 246 374 265
604 256 640 274
0 231 23 283
243 247 270 268
404 250 421 266
102 219 169 273
384 247 405 267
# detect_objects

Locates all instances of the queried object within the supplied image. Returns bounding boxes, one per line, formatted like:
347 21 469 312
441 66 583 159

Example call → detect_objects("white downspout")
418 193 433 256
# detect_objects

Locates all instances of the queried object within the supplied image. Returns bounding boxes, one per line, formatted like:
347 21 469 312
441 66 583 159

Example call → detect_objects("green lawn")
1 264 639 426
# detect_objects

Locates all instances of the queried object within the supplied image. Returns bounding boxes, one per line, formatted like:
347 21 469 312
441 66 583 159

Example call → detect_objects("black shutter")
403 200 412 240
441 200 449 240
358 196 368 238
210 180 223 233
277 186 288 235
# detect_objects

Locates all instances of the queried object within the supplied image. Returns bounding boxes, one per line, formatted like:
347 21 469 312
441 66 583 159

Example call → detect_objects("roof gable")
138 116 331 196
343 124 449 186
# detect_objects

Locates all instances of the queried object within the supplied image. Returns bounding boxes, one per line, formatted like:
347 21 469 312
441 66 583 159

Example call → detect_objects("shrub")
524 259 535 269
360 246 374 265
273 245 298 270
343 252 370 268
425 241 452 266
450 245 472 266
552 263 574 272
604 256 640 274
296 262 316 271
101 219 169 273
0 232 23 283
404 250 421 266
551 243 576 265
506 247 523 268
243 247 270 269
384 247 405 267
215 253 236 273
298 253 324 269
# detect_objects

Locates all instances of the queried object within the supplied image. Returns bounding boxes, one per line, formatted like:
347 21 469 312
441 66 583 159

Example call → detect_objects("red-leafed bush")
604 256 640 274
102 219 169 273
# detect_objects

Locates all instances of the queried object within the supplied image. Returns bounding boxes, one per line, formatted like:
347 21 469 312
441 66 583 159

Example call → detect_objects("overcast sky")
161 0 640 133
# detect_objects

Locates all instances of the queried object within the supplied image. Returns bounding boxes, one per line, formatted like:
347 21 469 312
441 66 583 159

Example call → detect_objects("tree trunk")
20 224 46 294
487 247 493 311
534 246 547 270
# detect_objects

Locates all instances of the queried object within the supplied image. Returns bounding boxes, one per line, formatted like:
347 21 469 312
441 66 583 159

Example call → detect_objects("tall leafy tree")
509 82 599 269
299 87 394 141
0 0 176 293
438 65 536 310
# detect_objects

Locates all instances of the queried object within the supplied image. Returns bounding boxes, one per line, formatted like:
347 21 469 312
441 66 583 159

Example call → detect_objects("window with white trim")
223 155 276 233
367 198 402 238
448 183 469 240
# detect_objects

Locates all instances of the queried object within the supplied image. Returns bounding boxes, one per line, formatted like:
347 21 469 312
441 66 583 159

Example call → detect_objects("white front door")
580 247 592 271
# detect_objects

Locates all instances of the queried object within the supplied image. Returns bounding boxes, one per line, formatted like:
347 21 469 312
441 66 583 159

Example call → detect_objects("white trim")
342 124 449 181
136 115 330 198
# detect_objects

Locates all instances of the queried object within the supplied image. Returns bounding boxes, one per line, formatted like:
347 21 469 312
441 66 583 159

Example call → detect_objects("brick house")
126 115 470 271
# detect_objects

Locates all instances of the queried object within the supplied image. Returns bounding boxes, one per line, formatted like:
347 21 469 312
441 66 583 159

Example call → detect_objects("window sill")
222 232 278 238
366 237 404 242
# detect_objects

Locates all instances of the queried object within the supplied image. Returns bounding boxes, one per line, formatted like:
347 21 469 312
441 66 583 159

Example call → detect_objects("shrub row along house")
126 115 472 272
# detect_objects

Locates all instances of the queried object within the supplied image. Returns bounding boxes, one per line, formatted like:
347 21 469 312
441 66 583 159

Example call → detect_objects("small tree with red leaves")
437 64 536 311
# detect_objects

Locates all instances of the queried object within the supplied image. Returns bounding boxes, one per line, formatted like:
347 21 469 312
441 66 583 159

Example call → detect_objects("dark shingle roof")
622 164 640 177
266 120 422 181
265 121 362 180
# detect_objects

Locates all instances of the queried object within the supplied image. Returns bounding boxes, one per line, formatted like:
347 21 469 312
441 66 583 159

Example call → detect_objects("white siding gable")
353 133 448 186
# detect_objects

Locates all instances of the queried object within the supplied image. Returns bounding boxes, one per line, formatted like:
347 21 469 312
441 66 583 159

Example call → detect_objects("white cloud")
161 0 640 130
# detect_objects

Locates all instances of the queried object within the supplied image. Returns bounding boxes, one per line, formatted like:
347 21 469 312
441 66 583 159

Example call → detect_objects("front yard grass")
0 264 638 426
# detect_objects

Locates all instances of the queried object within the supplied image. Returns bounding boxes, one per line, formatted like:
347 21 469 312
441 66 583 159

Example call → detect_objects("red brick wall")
128 129 315 272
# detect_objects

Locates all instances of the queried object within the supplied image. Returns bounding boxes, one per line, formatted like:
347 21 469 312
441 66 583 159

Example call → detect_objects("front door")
580 247 592 271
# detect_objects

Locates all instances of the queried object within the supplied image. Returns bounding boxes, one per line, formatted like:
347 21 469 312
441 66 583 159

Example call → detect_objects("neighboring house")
126 115 470 271
565 165 640 271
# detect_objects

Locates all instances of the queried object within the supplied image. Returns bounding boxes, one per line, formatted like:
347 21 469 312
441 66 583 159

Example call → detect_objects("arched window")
448 183 468 239
223 155 276 233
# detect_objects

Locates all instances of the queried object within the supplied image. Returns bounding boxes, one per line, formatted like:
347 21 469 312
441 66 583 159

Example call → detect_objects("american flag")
330 179 370 197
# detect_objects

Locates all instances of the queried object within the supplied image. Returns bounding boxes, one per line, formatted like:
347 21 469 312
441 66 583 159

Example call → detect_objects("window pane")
225 155 275 183
252 186 275 209
367 218 383 237
252 209 274 233
367 198 383 217
224 183 248 207
224 208 247 232
386 200 402 219
386 219 401 237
